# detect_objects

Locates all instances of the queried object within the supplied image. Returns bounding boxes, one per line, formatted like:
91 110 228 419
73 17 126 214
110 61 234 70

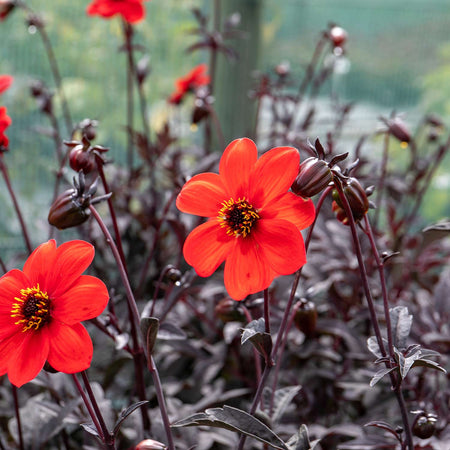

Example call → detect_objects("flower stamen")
11 285 51 332
218 198 260 238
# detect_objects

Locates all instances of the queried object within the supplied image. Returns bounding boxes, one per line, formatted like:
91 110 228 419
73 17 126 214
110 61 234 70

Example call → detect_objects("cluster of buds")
65 136 108 174
48 171 110 229
291 139 372 227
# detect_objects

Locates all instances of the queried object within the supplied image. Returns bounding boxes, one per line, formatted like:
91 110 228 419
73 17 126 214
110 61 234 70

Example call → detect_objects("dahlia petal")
176 173 228 217
254 219 306 275
0 269 31 339
219 138 258 198
249 146 300 207
0 75 13 94
52 275 109 325
23 240 57 289
6 330 49 387
87 0 145 23
47 322 93 374
263 192 315 230
183 220 234 277
223 236 274 300
47 240 95 297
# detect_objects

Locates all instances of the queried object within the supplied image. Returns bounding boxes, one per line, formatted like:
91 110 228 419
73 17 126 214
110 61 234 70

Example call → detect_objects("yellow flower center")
218 197 260 237
11 285 51 332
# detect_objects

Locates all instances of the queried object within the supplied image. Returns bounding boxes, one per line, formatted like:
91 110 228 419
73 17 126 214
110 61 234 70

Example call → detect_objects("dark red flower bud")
48 188 92 230
214 298 245 323
412 412 437 439
48 172 110 229
293 299 317 337
332 177 369 225
291 157 333 198
329 26 347 48
382 117 411 145
69 143 96 174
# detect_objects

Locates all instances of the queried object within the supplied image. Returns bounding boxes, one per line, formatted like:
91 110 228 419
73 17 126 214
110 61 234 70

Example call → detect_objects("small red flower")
0 75 13 94
168 64 210 105
0 106 12 148
0 240 109 387
86 0 149 24
176 138 315 300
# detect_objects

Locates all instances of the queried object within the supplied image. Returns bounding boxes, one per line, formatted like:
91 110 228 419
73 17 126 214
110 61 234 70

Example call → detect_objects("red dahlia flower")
0 240 109 387
168 64 210 104
86 0 149 24
176 138 315 300
0 75 13 94
0 106 11 148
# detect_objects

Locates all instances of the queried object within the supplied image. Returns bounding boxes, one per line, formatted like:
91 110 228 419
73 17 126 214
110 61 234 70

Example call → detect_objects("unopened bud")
291 157 333 198
382 117 411 145
293 299 317 337
48 172 110 229
332 177 369 225
48 188 92 230
69 144 96 174
135 438 167 450
412 412 438 439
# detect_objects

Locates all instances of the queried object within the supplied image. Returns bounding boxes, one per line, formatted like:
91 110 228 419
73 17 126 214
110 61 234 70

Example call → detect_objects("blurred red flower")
176 138 315 300
168 64 210 104
0 240 109 387
86 0 149 24
0 106 11 148
0 75 13 94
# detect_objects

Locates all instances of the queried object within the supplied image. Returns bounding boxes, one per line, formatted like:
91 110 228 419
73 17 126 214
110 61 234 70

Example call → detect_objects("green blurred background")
1 0 449 252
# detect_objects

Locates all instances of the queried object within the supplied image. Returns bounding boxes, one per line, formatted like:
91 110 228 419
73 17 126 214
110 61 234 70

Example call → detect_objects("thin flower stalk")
363 215 395 361
11 385 24 450
88 205 151 432
0 156 32 254
333 179 414 450
373 130 390 229
241 304 262 385
147 356 175 450
72 374 105 444
269 185 333 408
95 156 128 269
80 371 115 449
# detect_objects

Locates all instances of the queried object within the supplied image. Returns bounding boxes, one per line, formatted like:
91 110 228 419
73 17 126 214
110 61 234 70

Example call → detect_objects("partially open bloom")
168 64 210 105
0 75 13 94
86 0 149 24
0 106 11 148
176 138 315 300
0 240 109 387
